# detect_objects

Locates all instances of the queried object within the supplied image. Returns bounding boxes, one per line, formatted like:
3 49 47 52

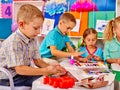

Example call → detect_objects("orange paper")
68 12 88 37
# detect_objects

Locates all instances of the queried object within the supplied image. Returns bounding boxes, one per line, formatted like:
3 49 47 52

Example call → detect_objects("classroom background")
0 0 120 49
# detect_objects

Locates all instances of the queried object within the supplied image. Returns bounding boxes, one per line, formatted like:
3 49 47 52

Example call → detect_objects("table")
32 60 114 90
32 77 114 90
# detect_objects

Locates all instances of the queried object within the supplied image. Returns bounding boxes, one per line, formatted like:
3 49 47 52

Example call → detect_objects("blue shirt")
79 46 104 62
39 26 71 58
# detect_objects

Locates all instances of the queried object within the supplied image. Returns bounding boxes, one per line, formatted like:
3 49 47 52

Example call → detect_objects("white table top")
32 76 114 90
32 60 114 90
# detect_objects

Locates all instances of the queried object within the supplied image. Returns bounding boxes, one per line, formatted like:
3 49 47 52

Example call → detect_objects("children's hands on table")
117 58 120 64
94 56 101 61
46 64 66 76
87 54 93 60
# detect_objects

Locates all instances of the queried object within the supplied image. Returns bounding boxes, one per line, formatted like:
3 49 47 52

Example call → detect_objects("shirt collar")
55 26 67 36
16 29 30 44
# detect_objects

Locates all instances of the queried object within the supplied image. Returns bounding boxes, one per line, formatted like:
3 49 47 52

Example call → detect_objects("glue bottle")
70 55 75 65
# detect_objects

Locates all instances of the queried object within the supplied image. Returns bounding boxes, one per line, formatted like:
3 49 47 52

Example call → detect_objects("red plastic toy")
43 76 75 89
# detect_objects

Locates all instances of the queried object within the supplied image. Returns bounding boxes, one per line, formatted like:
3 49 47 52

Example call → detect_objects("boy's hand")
54 65 66 76
46 64 66 76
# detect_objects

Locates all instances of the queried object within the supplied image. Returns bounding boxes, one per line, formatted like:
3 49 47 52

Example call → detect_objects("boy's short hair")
17 4 44 23
59 13 76 24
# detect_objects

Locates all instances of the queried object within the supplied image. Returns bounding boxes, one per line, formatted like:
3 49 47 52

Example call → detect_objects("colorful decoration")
70 0 98 12
11 21 18 32
2 3 12 18
1 0 13 3
44 0 67 16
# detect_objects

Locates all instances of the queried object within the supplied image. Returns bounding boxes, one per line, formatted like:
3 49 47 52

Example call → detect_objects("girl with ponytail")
103 16 120 64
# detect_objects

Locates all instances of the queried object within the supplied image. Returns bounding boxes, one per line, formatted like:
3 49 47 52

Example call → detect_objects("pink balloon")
11 21 18 32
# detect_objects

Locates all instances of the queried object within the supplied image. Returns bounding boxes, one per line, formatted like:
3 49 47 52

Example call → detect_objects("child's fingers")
79 52 85 55
75 48 79 52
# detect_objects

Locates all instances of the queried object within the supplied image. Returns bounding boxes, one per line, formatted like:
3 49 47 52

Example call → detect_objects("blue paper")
0 19 12 39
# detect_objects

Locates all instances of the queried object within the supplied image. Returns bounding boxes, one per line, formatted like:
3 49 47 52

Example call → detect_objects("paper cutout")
68 12 88 36
71 19 80 32
41 18 55 35
2 3 12 18
96 20 109 32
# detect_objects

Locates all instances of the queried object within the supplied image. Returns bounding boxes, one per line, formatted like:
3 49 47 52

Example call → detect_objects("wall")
116 0 120 17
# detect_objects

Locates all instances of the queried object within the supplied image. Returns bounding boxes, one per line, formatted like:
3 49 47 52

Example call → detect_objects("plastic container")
111 63 120 81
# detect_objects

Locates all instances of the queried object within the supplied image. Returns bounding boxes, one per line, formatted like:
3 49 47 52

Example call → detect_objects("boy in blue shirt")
39 13 83 63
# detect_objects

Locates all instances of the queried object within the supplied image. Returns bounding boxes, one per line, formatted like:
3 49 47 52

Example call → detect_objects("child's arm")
66 42 75 52
14 60 66 76
106 58 120 64
50 46 84 58
34 58 49 68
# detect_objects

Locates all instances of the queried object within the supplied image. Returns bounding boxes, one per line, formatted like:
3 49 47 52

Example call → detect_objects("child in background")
103 16 120 65
0 4 66 86
77 28 103 63
39 13 83 63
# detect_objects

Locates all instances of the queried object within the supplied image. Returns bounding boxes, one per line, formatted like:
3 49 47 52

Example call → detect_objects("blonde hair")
17 4 44 23
59 13 76 24
103 16 120 42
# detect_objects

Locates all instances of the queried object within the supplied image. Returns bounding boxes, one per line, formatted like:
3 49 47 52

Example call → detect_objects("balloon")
11 21 18 32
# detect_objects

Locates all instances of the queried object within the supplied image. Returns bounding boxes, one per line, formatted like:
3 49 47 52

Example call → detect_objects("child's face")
59 20 75 35
84 33 97 47
20 17 43 38
114 23 120 40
